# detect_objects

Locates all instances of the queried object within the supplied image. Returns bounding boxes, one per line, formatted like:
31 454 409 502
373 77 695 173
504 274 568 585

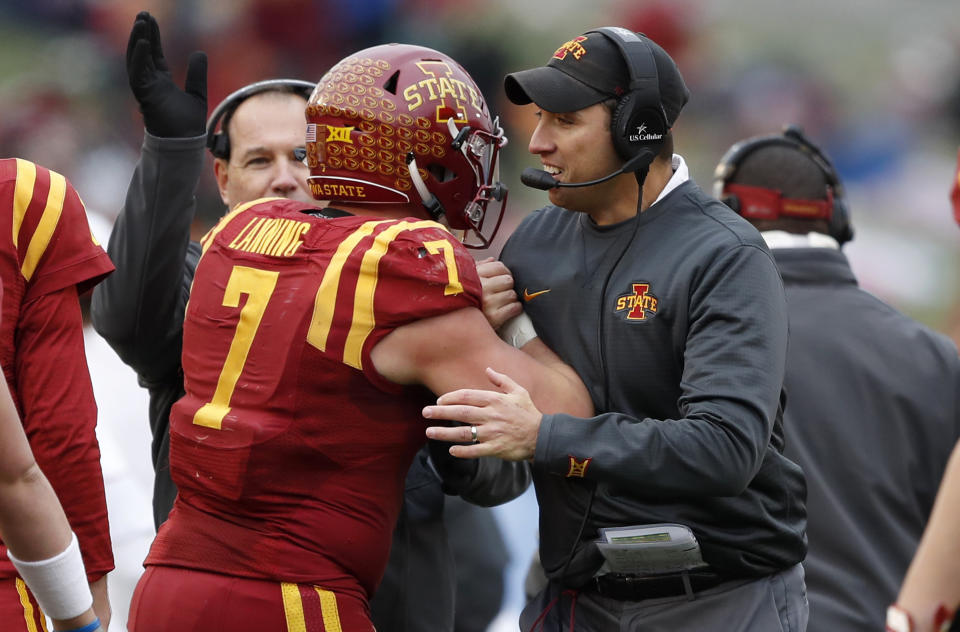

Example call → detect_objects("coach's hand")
476 258 523 330
126 11 207 138
424 367 540 462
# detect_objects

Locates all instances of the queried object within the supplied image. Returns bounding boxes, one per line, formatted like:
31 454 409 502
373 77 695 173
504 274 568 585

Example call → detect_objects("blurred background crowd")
2 0 959 630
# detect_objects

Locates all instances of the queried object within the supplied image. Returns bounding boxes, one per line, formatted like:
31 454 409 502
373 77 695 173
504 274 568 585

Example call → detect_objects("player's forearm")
896 442 960 630
87 575 111 631
9 531 101 631
496 313 593 418
0 464 73 562
0 459 102 629
520 338 594 418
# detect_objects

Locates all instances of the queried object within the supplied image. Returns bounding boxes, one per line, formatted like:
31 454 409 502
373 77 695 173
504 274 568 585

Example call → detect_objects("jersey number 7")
192 223 463 430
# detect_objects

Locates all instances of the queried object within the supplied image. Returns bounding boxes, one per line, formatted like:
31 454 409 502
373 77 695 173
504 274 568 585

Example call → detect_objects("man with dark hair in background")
714 125 960 631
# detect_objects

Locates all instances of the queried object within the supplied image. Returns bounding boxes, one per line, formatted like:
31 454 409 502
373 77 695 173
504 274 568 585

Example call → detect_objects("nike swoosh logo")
523 288 551 301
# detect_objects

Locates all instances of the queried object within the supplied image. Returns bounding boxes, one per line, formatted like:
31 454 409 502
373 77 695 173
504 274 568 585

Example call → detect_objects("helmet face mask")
305 43 508 248
441 116 508 248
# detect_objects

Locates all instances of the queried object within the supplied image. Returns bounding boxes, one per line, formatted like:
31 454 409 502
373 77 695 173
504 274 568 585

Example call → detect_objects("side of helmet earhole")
383 71 400 95
438 106 456 122
427 163 456 183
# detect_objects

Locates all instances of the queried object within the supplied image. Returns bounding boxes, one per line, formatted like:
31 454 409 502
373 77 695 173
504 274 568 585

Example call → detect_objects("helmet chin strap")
405 152 445 222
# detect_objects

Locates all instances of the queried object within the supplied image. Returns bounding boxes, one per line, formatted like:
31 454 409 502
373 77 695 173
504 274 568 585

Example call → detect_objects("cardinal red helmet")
304 43 508 248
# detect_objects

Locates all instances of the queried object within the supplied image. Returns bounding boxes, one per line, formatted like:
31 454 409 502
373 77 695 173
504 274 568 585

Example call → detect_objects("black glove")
126 11 207 138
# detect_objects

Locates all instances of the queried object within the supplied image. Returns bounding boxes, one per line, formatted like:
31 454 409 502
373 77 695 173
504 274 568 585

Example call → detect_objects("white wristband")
499 312 538 349
885 605 914 632
8 532 93 620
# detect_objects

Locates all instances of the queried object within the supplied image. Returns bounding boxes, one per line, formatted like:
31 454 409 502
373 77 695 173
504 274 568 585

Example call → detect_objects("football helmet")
304 43 508 248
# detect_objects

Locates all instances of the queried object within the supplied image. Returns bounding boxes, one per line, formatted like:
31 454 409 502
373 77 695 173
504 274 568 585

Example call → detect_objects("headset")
205 78 316 159
520 28 668 191
592 27 669 166
713 124 854 244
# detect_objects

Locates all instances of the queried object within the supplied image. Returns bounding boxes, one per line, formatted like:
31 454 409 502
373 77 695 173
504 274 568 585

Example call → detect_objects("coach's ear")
213 157 231 207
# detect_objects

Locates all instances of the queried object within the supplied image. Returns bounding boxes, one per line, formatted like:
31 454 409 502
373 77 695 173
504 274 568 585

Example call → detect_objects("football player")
0 159 115 631
126 43 592 631
0 352 102 632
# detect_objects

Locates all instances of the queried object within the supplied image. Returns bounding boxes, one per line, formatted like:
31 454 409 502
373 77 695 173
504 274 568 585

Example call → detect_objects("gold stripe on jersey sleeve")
314 587 343 632
76 192 100 246
342 220 442 369
200 197 283 255
21 168 66 282
12 158 37 249
280 582 307 632
306 219 391 353
15 578 41 632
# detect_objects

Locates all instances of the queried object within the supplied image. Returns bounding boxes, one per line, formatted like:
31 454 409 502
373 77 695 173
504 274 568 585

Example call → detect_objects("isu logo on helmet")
402 60 485 123
305 43 509 248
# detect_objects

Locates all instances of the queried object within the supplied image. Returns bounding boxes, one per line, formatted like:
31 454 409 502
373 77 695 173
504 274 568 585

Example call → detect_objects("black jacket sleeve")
90 131 206 528
91 131 206 385
428 438 531 506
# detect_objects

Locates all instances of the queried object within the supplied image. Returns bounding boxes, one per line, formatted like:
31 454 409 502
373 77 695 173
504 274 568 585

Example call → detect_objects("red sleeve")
13 285 114 580
15 163 114 301
359 223 483 391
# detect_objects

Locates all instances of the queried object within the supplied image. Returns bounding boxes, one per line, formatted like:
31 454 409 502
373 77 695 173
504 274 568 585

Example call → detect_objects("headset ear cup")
204 78 315 159
612 94 668 167
721 194 740 213
829 196 853 244
209 132 229 160
610 94 635 161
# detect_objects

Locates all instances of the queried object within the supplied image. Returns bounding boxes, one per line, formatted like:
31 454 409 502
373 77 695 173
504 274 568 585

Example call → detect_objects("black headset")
589 27 669 168
714 124 854 244
205 78 316 159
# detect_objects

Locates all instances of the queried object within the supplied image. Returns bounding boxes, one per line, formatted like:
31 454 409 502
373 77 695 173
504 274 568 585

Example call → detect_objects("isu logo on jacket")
615 282 658 321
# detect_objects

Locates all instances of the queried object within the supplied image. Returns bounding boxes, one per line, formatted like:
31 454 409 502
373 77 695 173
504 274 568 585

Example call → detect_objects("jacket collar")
771 247 858 287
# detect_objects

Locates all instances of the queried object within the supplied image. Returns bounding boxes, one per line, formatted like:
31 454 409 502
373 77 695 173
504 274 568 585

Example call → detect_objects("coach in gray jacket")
714 125 960 631
426 28 808 632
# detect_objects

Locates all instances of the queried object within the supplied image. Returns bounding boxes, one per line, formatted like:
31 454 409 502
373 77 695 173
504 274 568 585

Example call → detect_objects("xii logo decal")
615 282 658 321
326 125 354 143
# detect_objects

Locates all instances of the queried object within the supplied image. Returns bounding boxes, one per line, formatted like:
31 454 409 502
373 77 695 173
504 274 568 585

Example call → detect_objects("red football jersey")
0 158 115 580
148 198 482 604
